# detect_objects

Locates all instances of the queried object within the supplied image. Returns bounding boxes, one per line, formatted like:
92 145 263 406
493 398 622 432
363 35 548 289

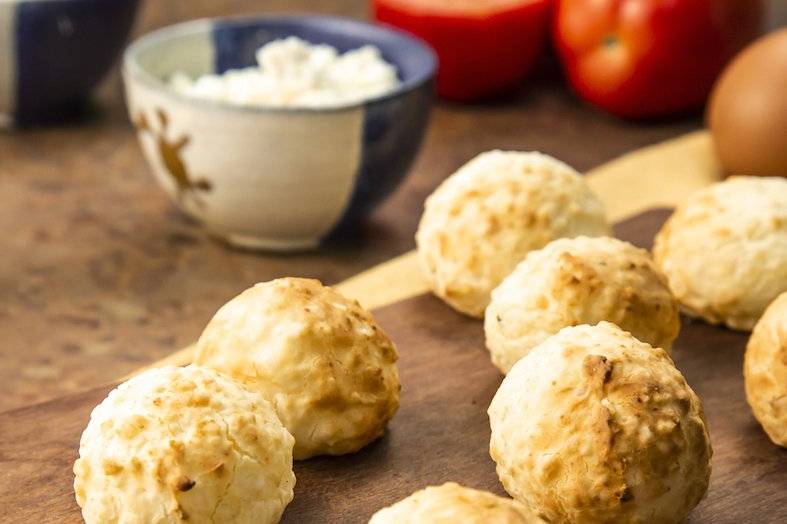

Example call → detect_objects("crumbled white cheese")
170 36 400 108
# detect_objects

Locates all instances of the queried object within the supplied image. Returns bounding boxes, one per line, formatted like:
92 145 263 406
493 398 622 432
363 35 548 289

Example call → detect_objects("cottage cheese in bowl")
170 37 401 108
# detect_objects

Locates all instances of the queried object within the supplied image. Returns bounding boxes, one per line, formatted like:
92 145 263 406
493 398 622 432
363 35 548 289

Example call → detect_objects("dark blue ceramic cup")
0 0 139 127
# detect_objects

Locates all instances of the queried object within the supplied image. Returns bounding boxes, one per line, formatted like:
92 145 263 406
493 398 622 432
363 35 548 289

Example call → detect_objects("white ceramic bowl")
123 15 435 251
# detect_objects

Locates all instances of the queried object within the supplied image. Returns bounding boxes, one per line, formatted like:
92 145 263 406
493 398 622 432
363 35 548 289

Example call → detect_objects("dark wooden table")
0 0 707 411
3 210 786 523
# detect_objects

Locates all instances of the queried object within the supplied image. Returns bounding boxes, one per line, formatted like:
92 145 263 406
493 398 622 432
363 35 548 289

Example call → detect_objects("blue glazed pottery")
0 0 139 127
123 15 436 251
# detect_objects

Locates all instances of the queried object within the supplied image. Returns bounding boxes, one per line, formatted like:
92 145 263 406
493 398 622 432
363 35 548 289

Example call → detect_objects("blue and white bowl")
0 0 139 127
123 15 436 251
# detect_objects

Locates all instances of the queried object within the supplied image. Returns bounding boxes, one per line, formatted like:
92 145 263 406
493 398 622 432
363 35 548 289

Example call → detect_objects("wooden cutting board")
2 209 785 523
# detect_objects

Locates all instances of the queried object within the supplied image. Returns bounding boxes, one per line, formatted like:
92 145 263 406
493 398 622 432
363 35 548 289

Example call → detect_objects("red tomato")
553 0 764 118
373 0 551 102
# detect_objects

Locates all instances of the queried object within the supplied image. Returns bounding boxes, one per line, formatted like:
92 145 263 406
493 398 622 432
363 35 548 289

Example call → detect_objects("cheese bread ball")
73 365 295 524
416 151 610 317
369 482 547 524
488 323 712 524
485 236 680 373
653 176 787 330
744 291 787 447
194 277 400 459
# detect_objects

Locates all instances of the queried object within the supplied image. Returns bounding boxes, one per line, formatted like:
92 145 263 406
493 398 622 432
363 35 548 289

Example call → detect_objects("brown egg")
708 28 787 178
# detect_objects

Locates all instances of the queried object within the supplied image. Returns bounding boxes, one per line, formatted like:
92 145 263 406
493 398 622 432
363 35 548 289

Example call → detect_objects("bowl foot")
218 232 320 253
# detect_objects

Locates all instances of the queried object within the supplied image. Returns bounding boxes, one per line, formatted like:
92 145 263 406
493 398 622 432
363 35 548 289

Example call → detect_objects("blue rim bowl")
123 15 437 250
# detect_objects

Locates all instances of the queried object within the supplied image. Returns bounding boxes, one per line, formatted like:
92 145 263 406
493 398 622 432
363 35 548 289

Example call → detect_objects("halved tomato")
373 0 552 102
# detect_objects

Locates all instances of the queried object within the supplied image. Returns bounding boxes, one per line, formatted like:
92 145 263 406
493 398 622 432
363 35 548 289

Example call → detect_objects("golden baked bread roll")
488 322 712 523
194 277 400 459
654 176 787 330
416 151 609 317
485 236 679 373
73 365 295 524
744 291 787 447
369 482 546 524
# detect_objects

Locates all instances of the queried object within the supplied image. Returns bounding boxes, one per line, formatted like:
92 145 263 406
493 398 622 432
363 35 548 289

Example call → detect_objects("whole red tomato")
373 0 551 102
553 0 763 118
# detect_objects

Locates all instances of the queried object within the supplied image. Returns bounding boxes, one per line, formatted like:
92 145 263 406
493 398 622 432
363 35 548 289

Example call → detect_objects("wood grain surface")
0 0 705 412
2 209 785 523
